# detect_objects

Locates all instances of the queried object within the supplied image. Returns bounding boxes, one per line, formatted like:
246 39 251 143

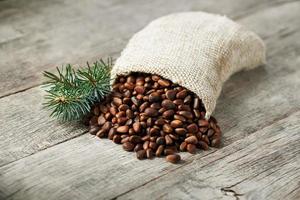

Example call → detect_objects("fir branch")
42 59 112 121
78 59 111 102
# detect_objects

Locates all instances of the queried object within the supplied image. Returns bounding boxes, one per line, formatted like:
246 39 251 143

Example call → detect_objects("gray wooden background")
0 0 299 199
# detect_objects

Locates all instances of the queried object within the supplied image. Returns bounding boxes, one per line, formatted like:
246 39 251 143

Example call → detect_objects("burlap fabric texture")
111 12 266 119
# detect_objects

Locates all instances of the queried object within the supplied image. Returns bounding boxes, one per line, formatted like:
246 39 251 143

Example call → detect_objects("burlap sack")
111 12 266 119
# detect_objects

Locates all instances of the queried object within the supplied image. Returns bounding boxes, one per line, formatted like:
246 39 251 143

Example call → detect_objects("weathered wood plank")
0 0 294 97
213 0 300 145
0 0 299 170
1 13 299 198
0 1 299 199
0 134 197 200
0 87 86 166
0 112 299 200
118 111 300 200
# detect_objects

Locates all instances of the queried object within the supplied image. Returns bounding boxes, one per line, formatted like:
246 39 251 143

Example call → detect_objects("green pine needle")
42 58 112 121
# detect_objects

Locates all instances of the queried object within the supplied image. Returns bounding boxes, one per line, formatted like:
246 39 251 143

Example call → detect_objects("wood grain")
0 0 299 172
0 133 190 200
213 0 300 145
0 87 86 166
0 0 299 199
118 111 300 200
0 112 299 200
0 0 293 97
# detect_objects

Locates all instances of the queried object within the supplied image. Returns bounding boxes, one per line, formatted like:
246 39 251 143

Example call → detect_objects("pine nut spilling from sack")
88 73 221 164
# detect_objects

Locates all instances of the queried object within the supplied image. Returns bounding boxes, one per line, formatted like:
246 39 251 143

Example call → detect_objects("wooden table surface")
0 0 299 199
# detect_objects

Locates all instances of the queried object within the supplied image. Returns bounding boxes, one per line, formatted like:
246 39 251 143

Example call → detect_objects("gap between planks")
115 111 300 200
113 109 300 199
0 0 296 98
0 0 299 101
1 111 299 200
1 0 300 167
0 131 88 168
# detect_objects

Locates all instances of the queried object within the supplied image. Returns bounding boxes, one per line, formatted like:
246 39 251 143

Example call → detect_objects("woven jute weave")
111 12 266 118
